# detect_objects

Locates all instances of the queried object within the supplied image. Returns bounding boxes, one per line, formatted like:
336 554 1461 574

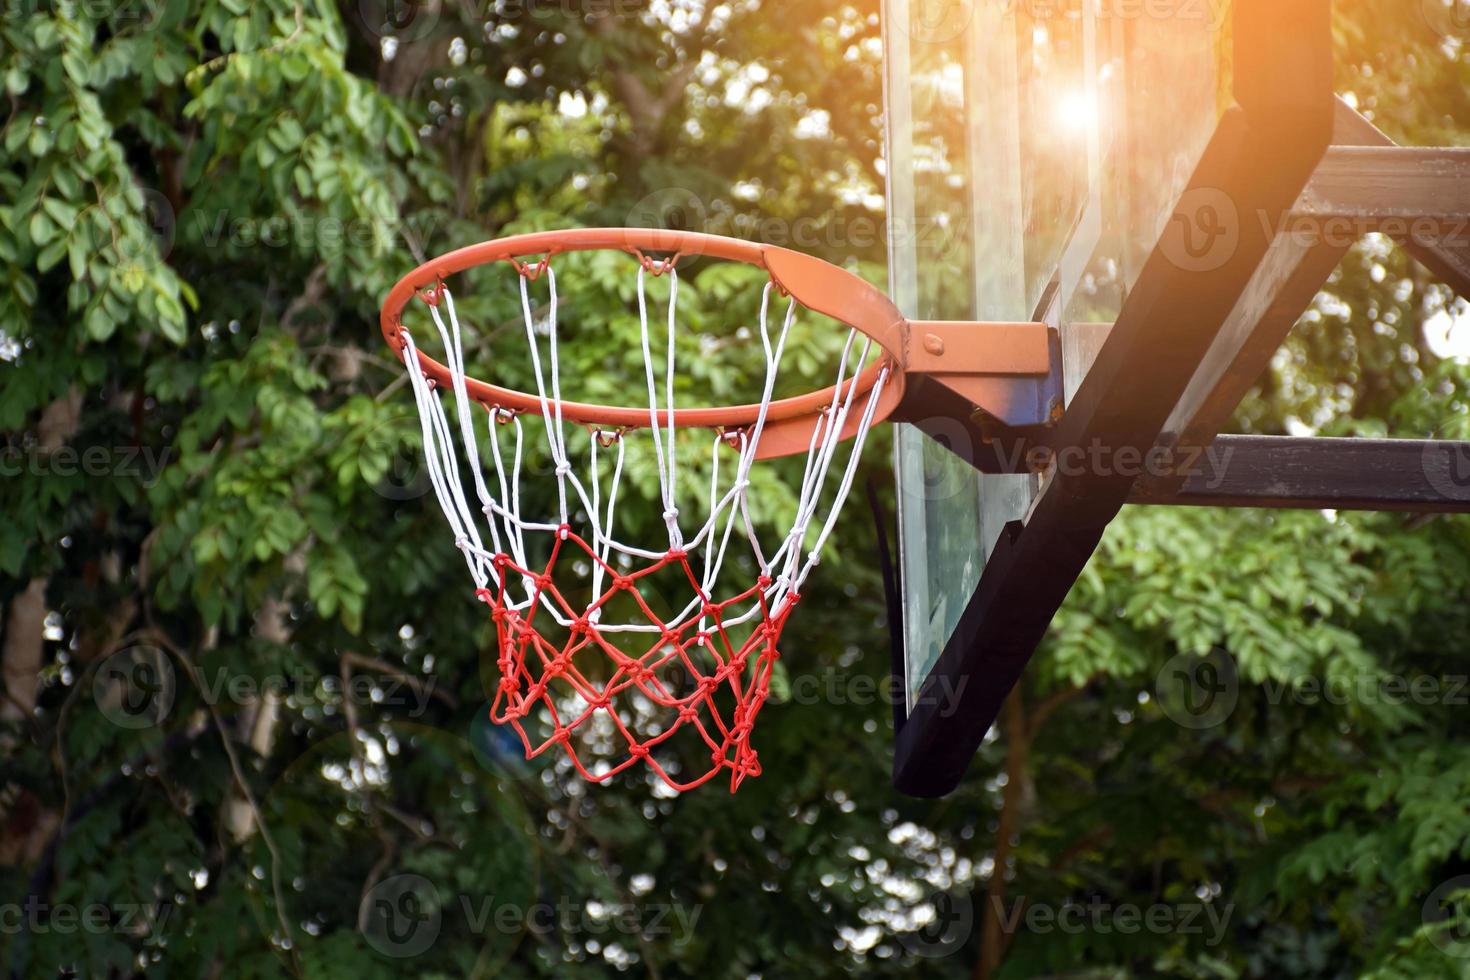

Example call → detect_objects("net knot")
415 281 445 307
555 463 572 477
474 588 494 604
662 508 679 524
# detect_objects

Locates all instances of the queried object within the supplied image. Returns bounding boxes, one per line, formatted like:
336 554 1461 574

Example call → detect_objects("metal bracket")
900 321 1062 428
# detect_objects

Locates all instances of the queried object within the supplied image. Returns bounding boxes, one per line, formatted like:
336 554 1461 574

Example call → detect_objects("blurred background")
2 1 1470 976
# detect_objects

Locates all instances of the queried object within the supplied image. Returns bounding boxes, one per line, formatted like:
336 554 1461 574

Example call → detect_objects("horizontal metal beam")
1293 147 1470 230
1304 101 1470 296
1131 436 1470 513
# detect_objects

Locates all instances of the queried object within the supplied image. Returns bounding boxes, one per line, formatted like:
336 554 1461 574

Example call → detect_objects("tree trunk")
976 690 1030 980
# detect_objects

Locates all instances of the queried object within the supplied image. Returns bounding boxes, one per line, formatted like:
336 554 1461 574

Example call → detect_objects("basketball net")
396 254 888 792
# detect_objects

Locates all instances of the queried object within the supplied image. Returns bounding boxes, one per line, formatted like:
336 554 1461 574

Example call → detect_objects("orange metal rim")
378 228 908 456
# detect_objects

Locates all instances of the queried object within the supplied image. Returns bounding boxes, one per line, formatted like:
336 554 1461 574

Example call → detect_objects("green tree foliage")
0 2 1468 978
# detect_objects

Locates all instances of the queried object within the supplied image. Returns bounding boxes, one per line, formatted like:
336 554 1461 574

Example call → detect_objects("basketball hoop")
378 228 1048 792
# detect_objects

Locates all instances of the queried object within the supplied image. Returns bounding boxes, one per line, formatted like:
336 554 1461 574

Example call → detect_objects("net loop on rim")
631 248 683 277
394 242 889 793
507 251 557 281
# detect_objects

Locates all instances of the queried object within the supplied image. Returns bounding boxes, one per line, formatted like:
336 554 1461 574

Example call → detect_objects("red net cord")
479 527 797 793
